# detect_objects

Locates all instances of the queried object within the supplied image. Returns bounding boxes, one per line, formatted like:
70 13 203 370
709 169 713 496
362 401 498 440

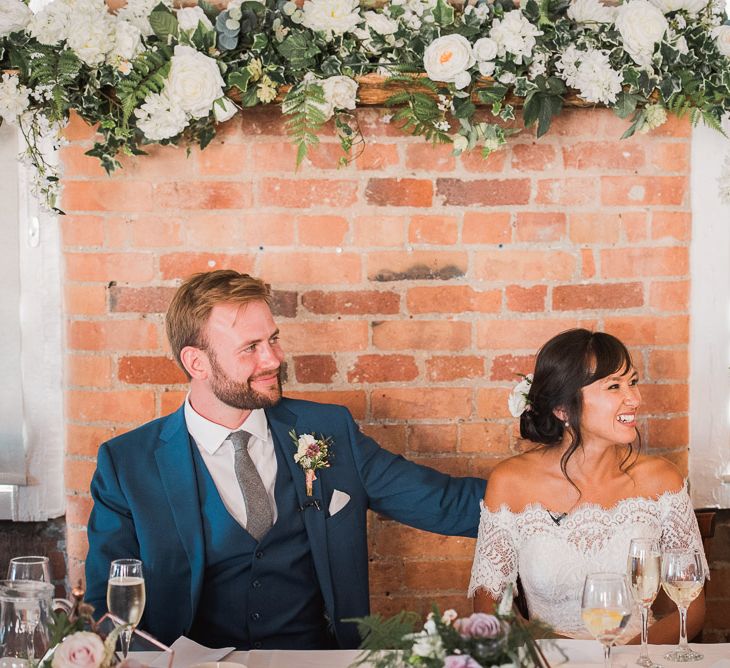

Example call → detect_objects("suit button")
253 642 262 649
256 551 264 559
250 612 261 621
252 579 261 588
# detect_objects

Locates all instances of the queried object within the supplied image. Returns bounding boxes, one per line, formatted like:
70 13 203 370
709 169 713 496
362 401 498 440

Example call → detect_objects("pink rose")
51 632 106 668
454 613 502 639
445 655 482 668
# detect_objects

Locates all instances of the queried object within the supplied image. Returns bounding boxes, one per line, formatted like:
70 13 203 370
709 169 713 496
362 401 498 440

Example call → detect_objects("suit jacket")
85 398 486 648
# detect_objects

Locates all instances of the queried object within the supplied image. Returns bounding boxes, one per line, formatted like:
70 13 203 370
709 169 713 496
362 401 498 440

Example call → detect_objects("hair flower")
508 373 533 417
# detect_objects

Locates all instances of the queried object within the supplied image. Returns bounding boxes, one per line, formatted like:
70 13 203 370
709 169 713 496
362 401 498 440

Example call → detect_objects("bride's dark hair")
520 328 639 488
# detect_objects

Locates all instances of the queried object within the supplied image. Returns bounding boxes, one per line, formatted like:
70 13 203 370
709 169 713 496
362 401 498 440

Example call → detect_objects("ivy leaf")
431 0 455 26
453 96 475 119
149 4 179 41
278 33 321 69
228 69 252 93
614 91 639 119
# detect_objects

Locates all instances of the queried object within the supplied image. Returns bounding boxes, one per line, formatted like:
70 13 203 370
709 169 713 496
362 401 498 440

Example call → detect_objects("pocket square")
328 489 350 516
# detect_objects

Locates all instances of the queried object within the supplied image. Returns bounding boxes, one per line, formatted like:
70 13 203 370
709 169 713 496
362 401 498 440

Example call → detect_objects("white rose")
176 6 214 33
614 0 668 67
0 0 31 37
51 632 106 668
166 45 225 118
713 24 730 57
134 90 188 140
301 0 362 36
473 36 498 63
0 73 30 124
107 20 143 67
567 0 617 24
648 0 708 13
423 34 476 85
322 75 358 112
66 6 116 66
213 96 238 122
364 10 398 34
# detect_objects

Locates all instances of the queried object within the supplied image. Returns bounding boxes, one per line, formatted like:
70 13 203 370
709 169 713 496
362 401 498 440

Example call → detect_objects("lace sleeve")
660 485 710 578
467 502 519 599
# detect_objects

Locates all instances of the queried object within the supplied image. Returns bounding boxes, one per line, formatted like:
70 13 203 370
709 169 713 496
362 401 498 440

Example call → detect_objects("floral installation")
350 589 555 668
0 0 728 209
508 373 533 418
290 429 332 495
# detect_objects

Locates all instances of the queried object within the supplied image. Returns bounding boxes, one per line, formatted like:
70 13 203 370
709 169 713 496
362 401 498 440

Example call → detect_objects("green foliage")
523 76 566 137
149 3 179 41
282 80 329 166
115 47 172 124
431 0 455 27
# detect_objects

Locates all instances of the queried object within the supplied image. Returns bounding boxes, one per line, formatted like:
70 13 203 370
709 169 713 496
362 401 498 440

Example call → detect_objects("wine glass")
661 549 705 662
627 539 662 668
7 557 51 583
581 573 633 668
106 559 146 659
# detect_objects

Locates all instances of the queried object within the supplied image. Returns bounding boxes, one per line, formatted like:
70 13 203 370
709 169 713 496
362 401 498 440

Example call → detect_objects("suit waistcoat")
187 435 331 650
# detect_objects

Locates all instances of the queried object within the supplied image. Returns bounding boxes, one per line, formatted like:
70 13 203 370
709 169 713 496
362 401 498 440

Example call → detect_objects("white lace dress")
467 485 708 641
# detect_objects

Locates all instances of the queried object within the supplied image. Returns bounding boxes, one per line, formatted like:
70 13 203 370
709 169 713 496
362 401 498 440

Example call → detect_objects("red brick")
160 252 254 280
476 388 511 420
61 215 105 247
109 286 176 313
361 424 407 455
67 389 157 423
66 424 119 457
280 321 368 353
426 356 484 381
549 109 602 136
562 142 645 170
511 143 557 171
65 252 155 282
64 111 97 141
302 290 399 315
161 390 187 415
250 141 343 171
648 114 691 138
553 282 644 311
64 284 107 316
354 143 400 170
460 148 507 173
490 354 535 381
293 355 338 383
371 522 476 559
63 181 154 212
365 178 434 207
372 320 471 351
601 176 687 206
646 416 688 449
298 216 348 246
367 250 466 281
352 215 407 246
232 106 288 136
407 285 500 314
649 280 690 312
283 390 365 418
409 215 459 245
372 388 471 419
260 252 360 285
603 315 689 346
459 422 513 454
582 249 596 279
64 459 97 494
403 560 473 591
648 349 688 380
108 215 183 249
506 285 546 312
620 212 650 243
462 212 512 244
357 107 419 138
650 142 690 172
68 320 158 351
368 560 405 596
405 143 456 171
196 142 252 175
118 356 186 384
652 212 691 241
66 495 94 526
477 318 581 349
636 383 688 414
67 354 112 387
437 178 530 206
569 213 621 245
153 181 254 210
407 424 458 454
347 355 418 383
535 177 598 206
474 249 576 281
600 247 688 278
514 212 566 242
117 143 198 180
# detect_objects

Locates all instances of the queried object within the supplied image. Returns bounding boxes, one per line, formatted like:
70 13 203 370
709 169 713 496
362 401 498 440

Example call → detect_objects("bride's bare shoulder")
629 453 684 497
484 447 549 510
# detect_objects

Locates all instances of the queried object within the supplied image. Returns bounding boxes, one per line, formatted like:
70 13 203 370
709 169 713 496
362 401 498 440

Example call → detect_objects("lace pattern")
468 485 707 640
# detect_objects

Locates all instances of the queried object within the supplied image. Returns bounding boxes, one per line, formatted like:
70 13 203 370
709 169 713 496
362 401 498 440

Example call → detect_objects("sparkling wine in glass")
581 573 633 668
107 559 146 659
627 538 662 668
661 549 705 662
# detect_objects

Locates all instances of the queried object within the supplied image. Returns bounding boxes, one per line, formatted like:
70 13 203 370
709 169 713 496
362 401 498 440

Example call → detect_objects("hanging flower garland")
0 0 729 209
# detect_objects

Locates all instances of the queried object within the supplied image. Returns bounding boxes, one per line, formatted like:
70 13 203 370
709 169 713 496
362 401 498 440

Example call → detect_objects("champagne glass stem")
678 606 689 652
604 643 612 668
638 606 650 664
119 627 133 658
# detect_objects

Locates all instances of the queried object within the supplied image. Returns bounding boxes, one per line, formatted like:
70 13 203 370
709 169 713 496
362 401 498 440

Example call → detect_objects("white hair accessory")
507 374 533 418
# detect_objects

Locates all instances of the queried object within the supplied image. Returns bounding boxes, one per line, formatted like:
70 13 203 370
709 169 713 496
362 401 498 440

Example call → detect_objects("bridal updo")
520 329 637 481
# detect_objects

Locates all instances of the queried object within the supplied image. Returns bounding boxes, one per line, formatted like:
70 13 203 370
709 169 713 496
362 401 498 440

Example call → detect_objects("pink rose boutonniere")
290 430 332 496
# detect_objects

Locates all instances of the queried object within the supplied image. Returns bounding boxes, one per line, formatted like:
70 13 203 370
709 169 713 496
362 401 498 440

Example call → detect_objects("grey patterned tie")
229 430 273 541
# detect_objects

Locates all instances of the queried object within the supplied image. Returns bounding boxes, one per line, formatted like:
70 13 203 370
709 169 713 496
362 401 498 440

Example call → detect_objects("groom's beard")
207 349 283 410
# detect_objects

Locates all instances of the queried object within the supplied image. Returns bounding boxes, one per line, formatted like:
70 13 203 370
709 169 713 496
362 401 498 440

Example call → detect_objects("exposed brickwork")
56 107 726 634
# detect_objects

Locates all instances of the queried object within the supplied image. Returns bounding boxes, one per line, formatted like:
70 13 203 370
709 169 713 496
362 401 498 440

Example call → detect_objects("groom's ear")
181 345 209 380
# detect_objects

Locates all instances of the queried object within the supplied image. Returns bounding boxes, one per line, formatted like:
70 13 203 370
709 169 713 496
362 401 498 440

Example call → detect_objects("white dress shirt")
184 396 278 529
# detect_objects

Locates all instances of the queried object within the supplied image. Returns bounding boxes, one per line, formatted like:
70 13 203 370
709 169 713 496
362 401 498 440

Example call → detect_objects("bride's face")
579 366 641 447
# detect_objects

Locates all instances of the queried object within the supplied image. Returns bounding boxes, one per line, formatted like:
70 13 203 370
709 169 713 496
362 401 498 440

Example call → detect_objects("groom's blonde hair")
166 270 271 379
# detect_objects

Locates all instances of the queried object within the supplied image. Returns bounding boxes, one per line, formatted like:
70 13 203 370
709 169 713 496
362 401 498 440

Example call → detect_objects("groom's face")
201 300 285 410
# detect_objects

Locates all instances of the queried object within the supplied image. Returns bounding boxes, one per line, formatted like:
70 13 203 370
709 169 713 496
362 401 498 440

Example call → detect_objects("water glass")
6 558 50 584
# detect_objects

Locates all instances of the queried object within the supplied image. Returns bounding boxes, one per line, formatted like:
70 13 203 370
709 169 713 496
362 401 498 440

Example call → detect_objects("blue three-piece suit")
85 398 486 649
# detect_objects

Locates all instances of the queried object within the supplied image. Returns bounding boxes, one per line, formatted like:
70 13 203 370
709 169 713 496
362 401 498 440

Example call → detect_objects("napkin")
149 636 235 668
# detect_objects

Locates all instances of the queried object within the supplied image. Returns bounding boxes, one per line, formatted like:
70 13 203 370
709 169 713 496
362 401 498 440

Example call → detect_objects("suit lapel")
266 403 336 619
155 406 204 621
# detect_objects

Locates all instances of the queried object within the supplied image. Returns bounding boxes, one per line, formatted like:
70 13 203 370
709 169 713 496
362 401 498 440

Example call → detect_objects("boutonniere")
290 430 332 496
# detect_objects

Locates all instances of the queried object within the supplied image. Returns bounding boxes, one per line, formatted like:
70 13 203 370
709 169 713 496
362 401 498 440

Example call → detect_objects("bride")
469 329 706 642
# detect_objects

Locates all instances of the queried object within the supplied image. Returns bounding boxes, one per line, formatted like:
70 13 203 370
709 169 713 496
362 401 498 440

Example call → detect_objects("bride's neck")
558 437 627 484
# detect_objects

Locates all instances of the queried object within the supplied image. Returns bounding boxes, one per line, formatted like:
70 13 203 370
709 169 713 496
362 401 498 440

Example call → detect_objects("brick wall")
60 105 727 634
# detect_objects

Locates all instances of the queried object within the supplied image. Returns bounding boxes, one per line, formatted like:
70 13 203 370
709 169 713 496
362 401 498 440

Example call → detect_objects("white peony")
614 0 668 67
301 0 362 37
27 0 72 45
364 10 398 34
166 45 226 119
134 90 188 140
0 0 31 37
213 96 238 122
107 19 143 69
648 0 708 14
567 48 623 104
51 632 106 668
713 24 730 57
0 73 30 124
66 5 116 66
489 10 543 64
322 75 358 110
567 0 617 24
176 6 214 33
423 34 476 88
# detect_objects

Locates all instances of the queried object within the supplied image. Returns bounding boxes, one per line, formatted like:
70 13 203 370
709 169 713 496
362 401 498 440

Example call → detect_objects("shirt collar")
184 394 269 455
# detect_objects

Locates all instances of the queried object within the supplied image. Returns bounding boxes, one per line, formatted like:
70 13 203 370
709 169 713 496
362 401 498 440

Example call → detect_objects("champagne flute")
627 539 662 668
661 549 705 662
7 557 51 584
107 559 146 659
581 573 633 668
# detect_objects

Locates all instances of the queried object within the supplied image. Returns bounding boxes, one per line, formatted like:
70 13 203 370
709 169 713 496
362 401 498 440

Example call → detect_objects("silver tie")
229 430 273 541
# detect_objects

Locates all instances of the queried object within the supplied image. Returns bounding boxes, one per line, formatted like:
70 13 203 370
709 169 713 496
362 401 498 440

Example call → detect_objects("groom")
85 270 486 650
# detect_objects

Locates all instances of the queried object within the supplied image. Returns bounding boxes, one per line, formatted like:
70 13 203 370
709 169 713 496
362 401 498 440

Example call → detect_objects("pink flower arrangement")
444 655 483 668
454 613 503 639
50 632 106 668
